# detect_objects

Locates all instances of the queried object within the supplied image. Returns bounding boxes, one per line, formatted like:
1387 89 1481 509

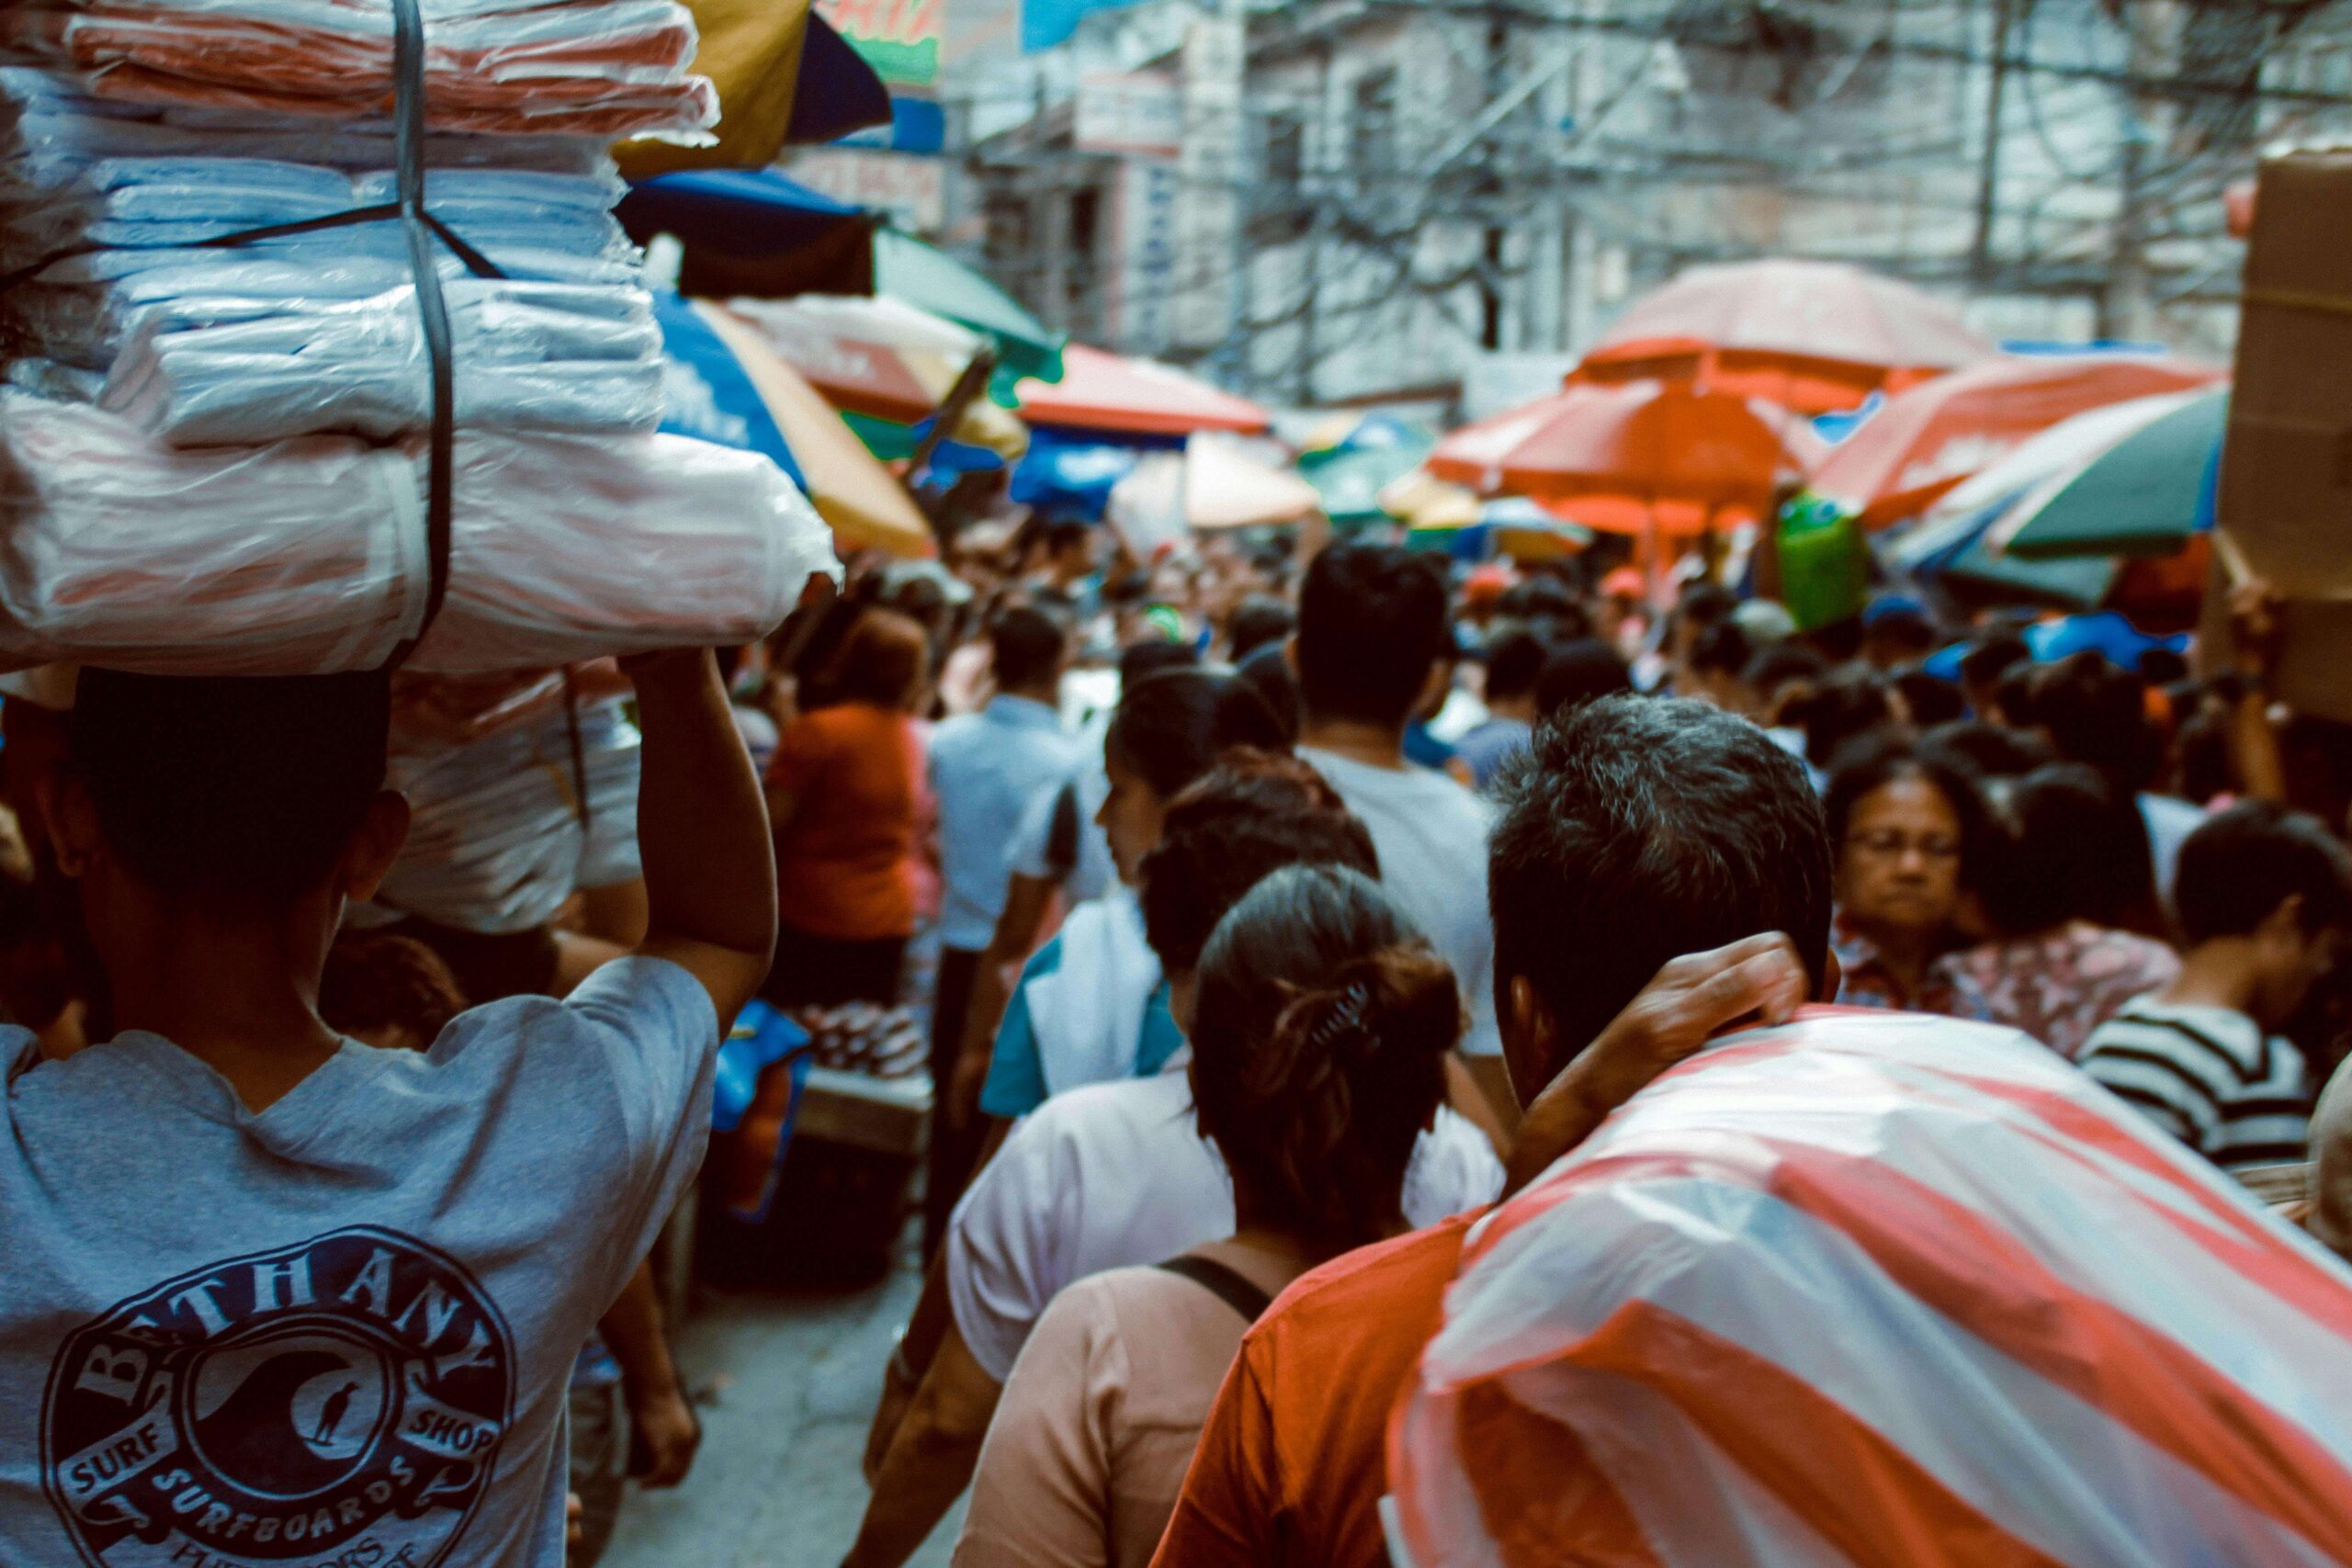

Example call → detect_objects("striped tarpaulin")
1387 1010 2352 1568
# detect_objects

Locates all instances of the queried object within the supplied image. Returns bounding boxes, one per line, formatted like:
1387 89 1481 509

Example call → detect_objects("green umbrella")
872 229 1066 398
1996 389 2226 560
1942 530 2120 609
1295 413 1436 526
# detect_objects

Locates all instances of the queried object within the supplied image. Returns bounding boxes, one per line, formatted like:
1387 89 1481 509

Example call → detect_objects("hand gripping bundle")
1388 1010 2352 1568
0 0 838 675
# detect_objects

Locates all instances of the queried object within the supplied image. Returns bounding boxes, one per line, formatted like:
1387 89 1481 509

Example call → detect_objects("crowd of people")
3 497 2350 1567
762 513 2352 1566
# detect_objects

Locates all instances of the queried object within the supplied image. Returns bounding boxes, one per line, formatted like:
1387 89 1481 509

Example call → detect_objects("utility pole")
1476 1 1510 351
2103 0 2173 342
1969 0 2014 285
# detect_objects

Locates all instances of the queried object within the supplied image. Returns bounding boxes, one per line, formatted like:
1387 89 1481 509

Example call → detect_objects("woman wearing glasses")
1825 735 1990 1016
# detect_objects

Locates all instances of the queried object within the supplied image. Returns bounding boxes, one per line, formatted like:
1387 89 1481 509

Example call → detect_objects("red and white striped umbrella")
1389 1010 2352 1568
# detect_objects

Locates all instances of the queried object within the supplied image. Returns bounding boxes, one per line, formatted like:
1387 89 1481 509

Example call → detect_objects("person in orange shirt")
763 608 932 1008
1151 695 1837 1568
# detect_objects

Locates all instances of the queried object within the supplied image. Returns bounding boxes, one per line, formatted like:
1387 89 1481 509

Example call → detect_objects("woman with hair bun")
954 864 1459 1568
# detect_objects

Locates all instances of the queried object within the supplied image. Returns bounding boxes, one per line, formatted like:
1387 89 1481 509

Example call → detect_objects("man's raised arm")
624 649 777 1028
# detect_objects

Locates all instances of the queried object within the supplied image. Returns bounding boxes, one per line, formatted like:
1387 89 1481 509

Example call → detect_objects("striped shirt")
2079 998 2311 1173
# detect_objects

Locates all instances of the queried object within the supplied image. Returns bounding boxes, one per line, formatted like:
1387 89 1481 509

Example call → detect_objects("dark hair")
1116 637 1197 687
1742 642 1827 705
1865 607 1939 660
1488 696 1833 1085
1893 667 1966 729
1976 763 2145 935
1922 719 2052 780
2030 651 2157 794
1497 579 1592 642
829 607 930 709
71 670 390 905
1232 643 1302 748
1105 670 1293 801
989 604 1068 692
1781 668 1899 768
1190 865 1457 1255
1295 541 1449 728
1675 583 1738 637
1226 595 1296 662
1688 621 1753 681
1137 756 1378 975
2171 705 2235 807
2138 647 2190 687
319 930 468 1046
1824 733 1991 880
1043 518 1092 557
1481 629 1550 704
1959 632 2030 690
1534 638 1634 718
2174 801 2352 947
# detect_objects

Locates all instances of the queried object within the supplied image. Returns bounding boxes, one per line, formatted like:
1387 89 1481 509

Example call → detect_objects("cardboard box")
2217 148 2352 720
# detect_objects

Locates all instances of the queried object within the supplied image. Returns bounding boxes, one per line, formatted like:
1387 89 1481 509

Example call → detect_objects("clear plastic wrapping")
1389 1010 2352 1568
374 694 643 934
0 390 841 675
0 2 718 140
100 278 664 443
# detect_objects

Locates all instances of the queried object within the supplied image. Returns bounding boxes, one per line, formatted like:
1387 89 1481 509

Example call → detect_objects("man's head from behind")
989 604 1069 698
1292 540 1449 731
2175 800 2352 1030
1488 695 1835 1106
51 670 406 965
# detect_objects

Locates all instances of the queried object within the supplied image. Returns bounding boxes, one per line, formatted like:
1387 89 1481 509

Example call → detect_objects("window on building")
1351 67 1398 183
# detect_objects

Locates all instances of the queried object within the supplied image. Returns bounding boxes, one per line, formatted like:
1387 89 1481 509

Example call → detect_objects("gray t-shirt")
0 956 717 1568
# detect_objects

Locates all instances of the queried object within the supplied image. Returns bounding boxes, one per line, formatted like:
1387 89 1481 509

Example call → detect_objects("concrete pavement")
602 1261 963 1568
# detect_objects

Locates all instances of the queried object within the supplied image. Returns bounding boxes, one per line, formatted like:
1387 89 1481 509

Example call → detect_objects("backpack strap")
1156 1254 1275 1324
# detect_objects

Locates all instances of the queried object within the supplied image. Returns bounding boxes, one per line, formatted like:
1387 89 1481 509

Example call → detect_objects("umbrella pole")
907 346 998 487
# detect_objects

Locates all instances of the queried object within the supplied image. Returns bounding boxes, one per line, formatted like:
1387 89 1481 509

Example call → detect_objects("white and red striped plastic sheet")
1388 1009 2352 1568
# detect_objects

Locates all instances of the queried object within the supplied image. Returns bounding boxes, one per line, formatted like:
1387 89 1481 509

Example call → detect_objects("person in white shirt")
1286 540 1509 1122
2081 801 2352 1176
842 757 1501 1568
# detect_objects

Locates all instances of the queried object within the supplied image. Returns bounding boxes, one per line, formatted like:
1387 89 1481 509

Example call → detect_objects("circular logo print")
42 1227 514 1567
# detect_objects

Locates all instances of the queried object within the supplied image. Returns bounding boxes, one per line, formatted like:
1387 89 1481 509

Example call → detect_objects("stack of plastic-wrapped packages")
0 2 840 932
0 1 837 677
363 665 645 934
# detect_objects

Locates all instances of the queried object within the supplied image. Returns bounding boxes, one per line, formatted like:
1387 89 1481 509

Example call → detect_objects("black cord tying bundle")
0 0 512 670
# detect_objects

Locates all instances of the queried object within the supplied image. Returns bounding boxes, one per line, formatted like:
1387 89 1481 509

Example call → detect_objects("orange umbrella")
1427 380 1825 537
1574 259 1996 415
1812 354 2225 529
1017 344 1270 437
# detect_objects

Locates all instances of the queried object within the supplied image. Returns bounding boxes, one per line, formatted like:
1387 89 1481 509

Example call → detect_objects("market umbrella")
1426 380 1825 537
1296 412 1437 525
1994 388 2230 560
618 168 878 298
1811 354 2224 528
1183 435 1325 529
670 299 933 557
718 296 1028 460
1574 259 1996 415
615 5 890 177
1405 495 1595 561
1017 344 1272 438
873 229 1066 391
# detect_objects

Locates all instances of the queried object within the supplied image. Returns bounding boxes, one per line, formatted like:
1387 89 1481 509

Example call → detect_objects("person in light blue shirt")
922 604 1080 1251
